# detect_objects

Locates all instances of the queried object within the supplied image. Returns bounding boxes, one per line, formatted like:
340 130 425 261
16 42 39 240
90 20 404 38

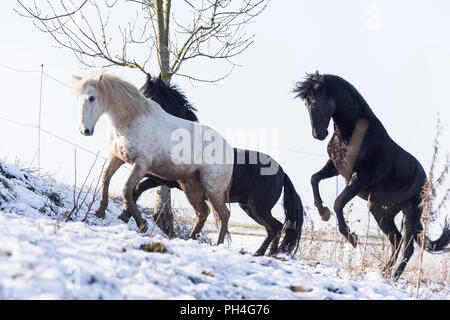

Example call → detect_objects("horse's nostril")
84 128 91 135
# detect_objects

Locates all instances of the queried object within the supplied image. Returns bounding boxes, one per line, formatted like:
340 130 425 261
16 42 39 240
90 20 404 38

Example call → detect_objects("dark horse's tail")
417 219 450 253
279 174 304 255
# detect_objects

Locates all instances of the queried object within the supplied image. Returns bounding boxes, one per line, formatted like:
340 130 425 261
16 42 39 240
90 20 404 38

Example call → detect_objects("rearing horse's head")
294 71 336 141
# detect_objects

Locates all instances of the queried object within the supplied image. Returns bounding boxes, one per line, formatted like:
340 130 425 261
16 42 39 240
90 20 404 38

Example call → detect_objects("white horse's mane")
74 71 153 117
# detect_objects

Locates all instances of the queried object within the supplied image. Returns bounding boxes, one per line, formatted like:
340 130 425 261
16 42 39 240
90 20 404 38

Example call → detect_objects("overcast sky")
1 1 449 235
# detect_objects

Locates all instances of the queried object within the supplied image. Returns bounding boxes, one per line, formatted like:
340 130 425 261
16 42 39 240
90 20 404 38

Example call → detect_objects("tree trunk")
153 0 173 236
153 185 173 237
154 0 171 82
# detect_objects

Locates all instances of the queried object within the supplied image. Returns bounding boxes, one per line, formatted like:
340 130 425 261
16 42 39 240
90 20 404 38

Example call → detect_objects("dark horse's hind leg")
393 197 422 279
239 203 261 224
333 172 362 248
368 201 402 276
241 202 282 256
118 177 158 223
311 159 338 221
119 175 179 223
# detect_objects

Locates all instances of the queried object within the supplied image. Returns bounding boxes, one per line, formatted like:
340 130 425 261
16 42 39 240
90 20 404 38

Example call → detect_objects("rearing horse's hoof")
268 248 279 256
319 207 331 221
391 268 403 281
138 220 148 233
95 209 106 219
189 233 200 240
118 210 131 223
253 250 265 257
349 232 358 248
381 266 392 278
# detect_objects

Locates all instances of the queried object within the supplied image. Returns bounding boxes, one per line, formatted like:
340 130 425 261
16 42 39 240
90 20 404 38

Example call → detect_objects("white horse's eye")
89 96 95 102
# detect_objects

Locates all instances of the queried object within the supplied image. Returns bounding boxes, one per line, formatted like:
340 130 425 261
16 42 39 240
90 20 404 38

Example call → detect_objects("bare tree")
16 0 269 236
16 0 268 82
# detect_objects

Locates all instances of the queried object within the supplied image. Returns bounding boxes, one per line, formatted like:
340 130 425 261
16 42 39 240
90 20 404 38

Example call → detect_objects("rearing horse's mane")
74 72 152 116
165 83 198 121
149 76 198 122
293 71 324 100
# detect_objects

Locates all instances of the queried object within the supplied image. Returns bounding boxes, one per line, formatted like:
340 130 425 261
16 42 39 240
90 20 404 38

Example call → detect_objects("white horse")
73 72 234 244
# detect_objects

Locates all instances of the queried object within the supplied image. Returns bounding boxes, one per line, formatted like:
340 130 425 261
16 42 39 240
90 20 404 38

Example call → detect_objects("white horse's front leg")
122 159 148 233
96 155 124 218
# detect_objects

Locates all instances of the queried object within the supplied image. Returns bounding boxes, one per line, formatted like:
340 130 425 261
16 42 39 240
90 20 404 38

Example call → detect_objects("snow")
0 161 448 300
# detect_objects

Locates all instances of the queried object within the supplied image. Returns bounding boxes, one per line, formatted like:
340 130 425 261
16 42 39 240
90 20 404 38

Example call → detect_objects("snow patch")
0 161 448 299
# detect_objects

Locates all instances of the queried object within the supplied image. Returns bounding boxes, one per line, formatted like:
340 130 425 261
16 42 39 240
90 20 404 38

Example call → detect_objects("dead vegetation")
415 117 450 295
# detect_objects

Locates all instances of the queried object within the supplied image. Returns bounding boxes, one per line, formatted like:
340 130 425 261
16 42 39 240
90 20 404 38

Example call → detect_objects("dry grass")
296 226 449 284
189 205 449 285
415 117 450 295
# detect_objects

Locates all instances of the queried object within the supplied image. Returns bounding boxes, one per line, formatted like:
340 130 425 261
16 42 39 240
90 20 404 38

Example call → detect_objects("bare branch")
169 0 268 82
16 0 88 21
16 0 153 74
176 63 235 84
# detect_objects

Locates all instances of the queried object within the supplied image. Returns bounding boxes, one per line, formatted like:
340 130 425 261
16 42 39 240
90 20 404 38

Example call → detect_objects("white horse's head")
73 73 105 136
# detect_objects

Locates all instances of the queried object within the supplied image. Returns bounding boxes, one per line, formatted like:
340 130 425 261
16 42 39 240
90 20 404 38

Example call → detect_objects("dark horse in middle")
119 74 304 257
294 71 450 279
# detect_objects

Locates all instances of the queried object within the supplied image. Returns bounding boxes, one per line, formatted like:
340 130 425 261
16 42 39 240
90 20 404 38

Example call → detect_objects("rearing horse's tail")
417 219 450 253
279 174 304 256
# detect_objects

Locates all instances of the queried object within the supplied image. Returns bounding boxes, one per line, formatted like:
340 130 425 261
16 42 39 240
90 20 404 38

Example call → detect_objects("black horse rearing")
124 74 304 257
294 72 450 279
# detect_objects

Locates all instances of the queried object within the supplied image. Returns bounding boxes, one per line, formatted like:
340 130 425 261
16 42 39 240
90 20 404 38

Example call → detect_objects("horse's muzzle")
313 129 328 141
80 127 94 136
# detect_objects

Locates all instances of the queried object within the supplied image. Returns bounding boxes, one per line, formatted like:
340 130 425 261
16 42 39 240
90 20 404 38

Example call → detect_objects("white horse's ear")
72 74 82 81
98 73 104 83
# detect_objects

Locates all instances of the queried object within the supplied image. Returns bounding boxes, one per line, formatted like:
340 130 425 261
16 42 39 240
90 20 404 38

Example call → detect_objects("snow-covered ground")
0 161 448 299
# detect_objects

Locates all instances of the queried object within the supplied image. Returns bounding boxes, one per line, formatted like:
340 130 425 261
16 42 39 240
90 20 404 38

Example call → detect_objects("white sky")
1 1 450 235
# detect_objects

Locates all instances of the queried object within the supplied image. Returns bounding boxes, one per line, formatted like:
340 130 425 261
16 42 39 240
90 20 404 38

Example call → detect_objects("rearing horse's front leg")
96 155 124 219
311 159 338 221
333 172 362 248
